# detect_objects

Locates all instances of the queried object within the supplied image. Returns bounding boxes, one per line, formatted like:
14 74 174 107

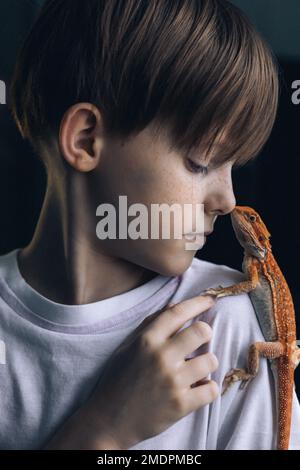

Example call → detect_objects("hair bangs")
151 0 279 168
9 0 279 166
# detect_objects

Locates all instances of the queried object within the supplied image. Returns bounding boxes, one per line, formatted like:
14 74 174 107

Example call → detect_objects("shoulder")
174 256 265 360
179 256 246 296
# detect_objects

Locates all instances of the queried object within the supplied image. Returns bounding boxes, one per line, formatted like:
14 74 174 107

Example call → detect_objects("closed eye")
187 159 209 175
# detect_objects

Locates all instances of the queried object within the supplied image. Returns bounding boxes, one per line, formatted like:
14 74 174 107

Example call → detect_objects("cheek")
147 168 201 206
111 159 160 204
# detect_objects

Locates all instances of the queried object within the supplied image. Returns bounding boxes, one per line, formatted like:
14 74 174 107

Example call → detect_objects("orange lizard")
202 205 300 450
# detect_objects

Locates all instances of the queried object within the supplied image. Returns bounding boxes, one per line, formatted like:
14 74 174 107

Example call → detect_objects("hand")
87 294 219 449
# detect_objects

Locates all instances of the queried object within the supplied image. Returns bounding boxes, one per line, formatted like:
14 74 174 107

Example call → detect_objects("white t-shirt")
0 248 299 450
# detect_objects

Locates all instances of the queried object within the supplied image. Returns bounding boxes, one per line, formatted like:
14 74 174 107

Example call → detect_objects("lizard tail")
277 355 295 450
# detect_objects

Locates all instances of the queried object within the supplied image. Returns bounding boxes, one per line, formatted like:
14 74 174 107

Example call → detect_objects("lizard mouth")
232 218 266 258
236 228 251 246
231 213 253 245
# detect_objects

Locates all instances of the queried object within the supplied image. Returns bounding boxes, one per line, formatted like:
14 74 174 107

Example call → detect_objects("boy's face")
59 106 236 277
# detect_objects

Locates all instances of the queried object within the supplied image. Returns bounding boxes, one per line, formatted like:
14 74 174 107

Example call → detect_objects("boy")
1 0 299 449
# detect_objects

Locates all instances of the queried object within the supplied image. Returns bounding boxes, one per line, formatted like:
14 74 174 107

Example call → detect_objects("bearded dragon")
202 205 300 450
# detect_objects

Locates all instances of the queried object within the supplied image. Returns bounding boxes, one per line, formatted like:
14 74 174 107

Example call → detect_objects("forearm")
43 402 125 450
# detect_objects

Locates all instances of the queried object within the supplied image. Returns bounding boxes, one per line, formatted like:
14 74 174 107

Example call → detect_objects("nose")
204 166 236 216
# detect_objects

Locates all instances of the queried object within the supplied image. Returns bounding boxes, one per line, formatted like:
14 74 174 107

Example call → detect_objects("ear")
58 103 104 172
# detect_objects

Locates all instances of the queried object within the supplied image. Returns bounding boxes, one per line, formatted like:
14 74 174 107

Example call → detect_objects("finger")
136 301 175 332
120 301 176 347
176 353 219 388
186 380 219 414
147 295 215 346
167 322 214 362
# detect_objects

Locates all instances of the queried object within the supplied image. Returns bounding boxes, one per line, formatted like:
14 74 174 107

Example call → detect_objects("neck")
18 171 157 305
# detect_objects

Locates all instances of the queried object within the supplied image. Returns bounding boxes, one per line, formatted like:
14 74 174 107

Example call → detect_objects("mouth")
183 230 213 241
183 230 213 236
183 233 207 242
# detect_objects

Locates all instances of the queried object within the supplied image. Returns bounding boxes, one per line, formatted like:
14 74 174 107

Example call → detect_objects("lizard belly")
248 275 278 341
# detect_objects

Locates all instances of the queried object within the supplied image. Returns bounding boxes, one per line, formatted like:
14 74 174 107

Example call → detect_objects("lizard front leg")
222 341 284 395
202 257 259 298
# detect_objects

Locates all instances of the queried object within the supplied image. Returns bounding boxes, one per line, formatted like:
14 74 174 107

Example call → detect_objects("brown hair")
9 0 279 168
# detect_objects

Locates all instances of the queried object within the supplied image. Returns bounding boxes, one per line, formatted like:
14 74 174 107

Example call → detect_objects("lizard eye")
249 214 256 222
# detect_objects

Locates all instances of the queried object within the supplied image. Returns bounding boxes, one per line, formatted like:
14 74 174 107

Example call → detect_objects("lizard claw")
202 285 226 298
222 368 253 395
292 347 300 369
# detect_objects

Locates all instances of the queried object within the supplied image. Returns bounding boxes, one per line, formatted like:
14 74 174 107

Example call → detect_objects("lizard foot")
222 368 253 395
202 285 227 298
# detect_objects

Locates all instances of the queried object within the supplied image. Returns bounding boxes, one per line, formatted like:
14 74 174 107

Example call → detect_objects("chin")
148 250 195 277
125 239 197 278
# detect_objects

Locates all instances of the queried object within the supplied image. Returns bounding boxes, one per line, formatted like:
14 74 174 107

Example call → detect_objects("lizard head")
230 206 271 259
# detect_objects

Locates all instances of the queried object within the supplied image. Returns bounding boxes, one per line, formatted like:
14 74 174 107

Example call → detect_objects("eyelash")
187 159 209 175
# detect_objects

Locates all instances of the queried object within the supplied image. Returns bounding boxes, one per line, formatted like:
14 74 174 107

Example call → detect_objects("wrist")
84 397 135 450
44 402 124 450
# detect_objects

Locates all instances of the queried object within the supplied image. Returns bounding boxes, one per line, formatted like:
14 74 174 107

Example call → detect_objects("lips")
183 230 213 238
184 233 206 242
